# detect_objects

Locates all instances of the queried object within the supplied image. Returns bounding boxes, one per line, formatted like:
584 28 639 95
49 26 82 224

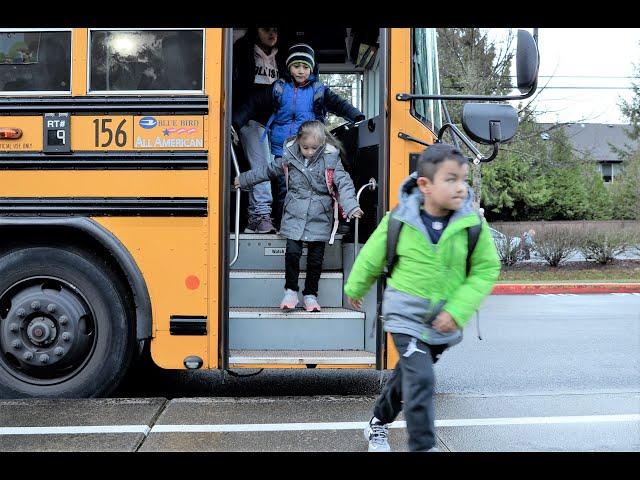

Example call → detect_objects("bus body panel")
387 28 438 369
95 217 209 332
0 170 208 197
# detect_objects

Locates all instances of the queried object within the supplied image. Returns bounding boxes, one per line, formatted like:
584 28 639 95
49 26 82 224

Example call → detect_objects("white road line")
2 414 638 436
0 425 150 436
150 414 640 432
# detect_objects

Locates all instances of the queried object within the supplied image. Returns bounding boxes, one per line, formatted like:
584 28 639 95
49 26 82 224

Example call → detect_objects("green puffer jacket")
343 173 501 345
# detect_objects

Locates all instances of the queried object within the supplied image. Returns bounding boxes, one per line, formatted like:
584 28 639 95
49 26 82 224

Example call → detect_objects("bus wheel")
0 246 135 398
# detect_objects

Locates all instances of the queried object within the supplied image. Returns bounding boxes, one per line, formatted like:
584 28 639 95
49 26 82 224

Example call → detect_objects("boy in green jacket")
344 143 501 452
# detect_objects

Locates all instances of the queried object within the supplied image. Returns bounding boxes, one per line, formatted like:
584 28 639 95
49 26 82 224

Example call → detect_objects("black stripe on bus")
0 152 208 170
0 198 207 216
170 316 207 336
0 96 208 114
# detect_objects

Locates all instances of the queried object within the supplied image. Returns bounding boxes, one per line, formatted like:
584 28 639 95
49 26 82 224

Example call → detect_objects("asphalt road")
1 294 638 452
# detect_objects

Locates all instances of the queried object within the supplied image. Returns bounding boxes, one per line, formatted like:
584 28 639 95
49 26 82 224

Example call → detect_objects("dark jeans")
272 156 287 230
373 333 447 452
285 239 325 296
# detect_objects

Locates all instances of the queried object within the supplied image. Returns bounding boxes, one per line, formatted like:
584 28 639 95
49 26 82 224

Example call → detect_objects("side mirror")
462 103 518 145
397 28 540 102
516 29 540 94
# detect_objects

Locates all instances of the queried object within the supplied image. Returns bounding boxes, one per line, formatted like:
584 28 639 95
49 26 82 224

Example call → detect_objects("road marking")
151 414 640 433
2 414 638 436
0 425 150 436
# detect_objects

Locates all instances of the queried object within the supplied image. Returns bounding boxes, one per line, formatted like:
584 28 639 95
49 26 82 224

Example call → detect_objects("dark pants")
272 156 287 230
285 239 325 296
373 333 446 452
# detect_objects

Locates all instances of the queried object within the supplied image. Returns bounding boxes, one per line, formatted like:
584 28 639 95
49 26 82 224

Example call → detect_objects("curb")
492 283 640 295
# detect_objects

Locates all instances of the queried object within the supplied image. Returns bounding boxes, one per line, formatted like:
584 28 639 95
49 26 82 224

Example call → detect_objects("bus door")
222 27 388 371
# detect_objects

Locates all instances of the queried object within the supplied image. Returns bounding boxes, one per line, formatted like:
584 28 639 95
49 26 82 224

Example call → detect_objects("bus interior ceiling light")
110 34 138 56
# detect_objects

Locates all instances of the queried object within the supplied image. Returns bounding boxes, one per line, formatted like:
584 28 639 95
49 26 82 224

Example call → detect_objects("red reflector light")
0 128 23 140
185 275 200 290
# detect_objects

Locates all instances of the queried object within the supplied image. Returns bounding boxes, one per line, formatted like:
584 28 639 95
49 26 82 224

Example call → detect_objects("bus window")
320 72 364 130
89 29 204 93
0 30 71 93
412 28 442 131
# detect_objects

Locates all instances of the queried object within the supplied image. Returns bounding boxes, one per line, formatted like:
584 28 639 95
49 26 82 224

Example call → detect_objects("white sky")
487 28 640 125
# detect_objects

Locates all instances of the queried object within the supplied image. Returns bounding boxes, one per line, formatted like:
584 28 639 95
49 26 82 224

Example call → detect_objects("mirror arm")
397 82 537 102
397 131 431 147
437 123 500 164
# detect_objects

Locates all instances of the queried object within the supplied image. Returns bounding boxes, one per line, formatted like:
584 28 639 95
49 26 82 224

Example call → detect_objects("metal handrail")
354 178 377 257
229 141 241 267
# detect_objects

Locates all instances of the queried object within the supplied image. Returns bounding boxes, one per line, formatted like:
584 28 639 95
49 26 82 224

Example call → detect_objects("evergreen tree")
617 61 640 157
543 127 590 220
609 152 640 220
436 28 514 123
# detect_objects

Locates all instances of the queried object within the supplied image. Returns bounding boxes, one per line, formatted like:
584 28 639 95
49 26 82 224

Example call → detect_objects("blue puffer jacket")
268 78 318 157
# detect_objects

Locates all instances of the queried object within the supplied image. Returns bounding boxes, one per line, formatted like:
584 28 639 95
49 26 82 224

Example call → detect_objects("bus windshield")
412 28 442 132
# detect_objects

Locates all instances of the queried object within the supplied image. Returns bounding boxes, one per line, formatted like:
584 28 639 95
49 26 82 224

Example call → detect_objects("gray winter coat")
238 140 360 242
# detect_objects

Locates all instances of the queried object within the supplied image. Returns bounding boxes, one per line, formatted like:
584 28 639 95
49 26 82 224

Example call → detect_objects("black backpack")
384 207 483 278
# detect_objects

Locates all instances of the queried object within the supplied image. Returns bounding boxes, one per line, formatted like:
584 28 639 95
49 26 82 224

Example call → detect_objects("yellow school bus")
0 28 538 397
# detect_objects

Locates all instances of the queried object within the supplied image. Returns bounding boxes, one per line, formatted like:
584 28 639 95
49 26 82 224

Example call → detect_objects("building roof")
539 123 637 162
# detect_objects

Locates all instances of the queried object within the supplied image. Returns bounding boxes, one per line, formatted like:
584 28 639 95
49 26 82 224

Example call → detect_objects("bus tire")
0 246 135 398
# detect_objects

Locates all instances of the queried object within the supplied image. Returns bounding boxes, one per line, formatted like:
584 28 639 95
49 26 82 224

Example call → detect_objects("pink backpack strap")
325 167 346 245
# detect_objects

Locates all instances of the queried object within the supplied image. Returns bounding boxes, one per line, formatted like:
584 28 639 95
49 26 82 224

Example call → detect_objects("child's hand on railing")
230 126 239 146
233 177 240 189
350 207 364 219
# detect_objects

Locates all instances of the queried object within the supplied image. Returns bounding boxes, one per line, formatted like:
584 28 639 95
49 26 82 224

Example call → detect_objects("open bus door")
221 27 389 372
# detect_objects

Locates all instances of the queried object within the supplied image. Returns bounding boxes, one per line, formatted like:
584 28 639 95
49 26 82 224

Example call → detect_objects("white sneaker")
280 289 299 310
364 417 390 452
303 294 321 312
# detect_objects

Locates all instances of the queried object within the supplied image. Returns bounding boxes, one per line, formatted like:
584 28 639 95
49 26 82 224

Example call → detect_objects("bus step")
228 349 375 366
229 270 343 307
229 307 365 350
228 233 343 270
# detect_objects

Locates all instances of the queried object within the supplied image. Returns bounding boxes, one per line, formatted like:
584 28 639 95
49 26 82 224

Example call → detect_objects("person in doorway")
232 27 287 233
233 43 365 230
344 143 501 452
235 121 363 312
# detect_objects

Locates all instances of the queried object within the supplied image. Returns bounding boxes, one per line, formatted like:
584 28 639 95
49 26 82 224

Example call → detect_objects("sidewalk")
492 282 640 295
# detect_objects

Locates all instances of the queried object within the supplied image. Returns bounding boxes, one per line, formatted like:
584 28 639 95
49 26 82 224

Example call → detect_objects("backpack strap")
465 212 483 276
324 167 347 245
273 78 285 104
384 206 403 279
466 211 484 340
383 209 482 280
260 80 285 143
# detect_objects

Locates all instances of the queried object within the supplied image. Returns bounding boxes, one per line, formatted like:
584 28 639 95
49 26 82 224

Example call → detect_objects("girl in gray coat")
235 120 363 312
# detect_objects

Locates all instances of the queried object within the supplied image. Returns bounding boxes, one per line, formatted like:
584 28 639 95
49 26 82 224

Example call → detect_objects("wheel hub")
26 317 57 347
0 279 95 382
